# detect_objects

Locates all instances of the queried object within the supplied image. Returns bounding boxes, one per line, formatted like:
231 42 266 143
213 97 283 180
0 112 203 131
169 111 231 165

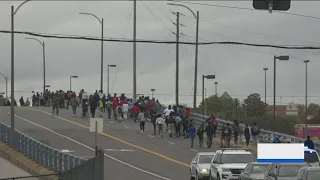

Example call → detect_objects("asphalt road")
0 107 221 180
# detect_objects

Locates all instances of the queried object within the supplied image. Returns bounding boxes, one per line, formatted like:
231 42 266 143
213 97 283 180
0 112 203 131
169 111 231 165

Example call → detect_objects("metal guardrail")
0 123 86 173
190 113 320 151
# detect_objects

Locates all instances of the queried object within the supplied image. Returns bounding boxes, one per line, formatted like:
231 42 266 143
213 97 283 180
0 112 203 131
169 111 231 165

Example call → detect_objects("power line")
1 30 320 49
180 2 320 20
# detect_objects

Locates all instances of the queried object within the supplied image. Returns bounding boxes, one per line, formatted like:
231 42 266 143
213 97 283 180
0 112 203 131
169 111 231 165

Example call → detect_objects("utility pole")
133 0 137 100
175 12 179 107
11 5 15 131
193 11 199 109
101 18 104 92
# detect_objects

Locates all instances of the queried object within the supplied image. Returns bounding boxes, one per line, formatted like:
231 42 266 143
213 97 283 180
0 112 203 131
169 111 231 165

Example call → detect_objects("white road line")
109 121 114 123
9 113 172 180
124 126 129 128
190 149 198 152
148 135 154 138
168 142 175 145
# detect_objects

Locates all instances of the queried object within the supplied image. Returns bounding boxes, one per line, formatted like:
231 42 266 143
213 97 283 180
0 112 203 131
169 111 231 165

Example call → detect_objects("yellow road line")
28 108 190 167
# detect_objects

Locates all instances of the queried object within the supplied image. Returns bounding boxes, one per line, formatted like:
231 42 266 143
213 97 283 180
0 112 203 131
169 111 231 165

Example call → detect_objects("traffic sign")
253 0 291 12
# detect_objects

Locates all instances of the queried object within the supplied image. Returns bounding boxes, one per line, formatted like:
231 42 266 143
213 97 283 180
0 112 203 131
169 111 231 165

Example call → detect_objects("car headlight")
221 168 231 172
201 169 208 173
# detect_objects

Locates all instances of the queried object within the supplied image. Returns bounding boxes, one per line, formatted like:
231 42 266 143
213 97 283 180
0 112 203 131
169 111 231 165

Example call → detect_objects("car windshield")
305 151 319 163
198 155 215 164
307 171 320 180
278 165 306 177
220 154 255 164
251 164 270 173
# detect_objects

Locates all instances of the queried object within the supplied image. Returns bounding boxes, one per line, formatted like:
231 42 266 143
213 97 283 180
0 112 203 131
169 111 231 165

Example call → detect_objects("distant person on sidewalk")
239 121 246 142
156 114 165 137
197 124 205 148
250 122 260 142
52 92 60 116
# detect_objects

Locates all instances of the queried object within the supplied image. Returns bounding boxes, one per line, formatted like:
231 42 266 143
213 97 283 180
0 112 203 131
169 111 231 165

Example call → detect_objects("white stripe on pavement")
190 149 198 152
104 149 135 152
148 135 154 138
9 112 172 180
168 142 175 145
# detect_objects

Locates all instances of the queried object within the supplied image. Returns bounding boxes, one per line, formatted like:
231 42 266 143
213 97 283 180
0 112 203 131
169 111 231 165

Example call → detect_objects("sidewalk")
0 157 38 180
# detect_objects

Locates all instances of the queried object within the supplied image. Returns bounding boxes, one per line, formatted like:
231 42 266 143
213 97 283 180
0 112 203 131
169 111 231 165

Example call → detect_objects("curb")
0 142 59 180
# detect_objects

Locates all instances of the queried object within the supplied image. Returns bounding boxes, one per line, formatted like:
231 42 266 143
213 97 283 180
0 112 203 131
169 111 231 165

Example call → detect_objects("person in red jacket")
131 103 140 122
184 108 191 118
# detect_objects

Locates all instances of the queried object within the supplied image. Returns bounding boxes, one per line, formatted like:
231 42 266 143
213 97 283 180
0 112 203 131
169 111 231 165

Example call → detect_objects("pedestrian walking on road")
167 112 175 137
175 115 182 137
187 123 196 148
89 95 97 118
70 96 78 116
233 120 240 144
52 92 60 116
98 99 104 118
205 122 214 148
156 114 165 137
244 124 250 147
197 124 205 148
138 110 146 133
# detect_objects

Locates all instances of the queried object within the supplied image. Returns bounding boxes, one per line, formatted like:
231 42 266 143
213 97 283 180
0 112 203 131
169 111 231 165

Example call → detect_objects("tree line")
192 92 320 135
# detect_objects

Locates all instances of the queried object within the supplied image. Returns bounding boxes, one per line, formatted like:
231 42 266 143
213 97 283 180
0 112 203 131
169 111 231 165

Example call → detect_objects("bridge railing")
0 123 86 173
190 113 320 151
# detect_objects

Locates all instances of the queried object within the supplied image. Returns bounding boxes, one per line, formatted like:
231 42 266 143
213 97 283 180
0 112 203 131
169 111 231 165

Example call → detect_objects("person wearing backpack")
244 124 250 147
211 115 218 137
250 122 260 142
197 124 205 148
224 123 233 148
233 120 240 144
205 122 214 148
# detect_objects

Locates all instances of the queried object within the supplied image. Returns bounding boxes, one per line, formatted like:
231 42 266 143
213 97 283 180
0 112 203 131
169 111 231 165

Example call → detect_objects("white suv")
209 148 256 180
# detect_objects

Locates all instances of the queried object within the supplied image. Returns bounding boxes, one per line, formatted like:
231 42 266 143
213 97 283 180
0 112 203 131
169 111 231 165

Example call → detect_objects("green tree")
307 103 320 116
244 93 265 117
198 95 223 115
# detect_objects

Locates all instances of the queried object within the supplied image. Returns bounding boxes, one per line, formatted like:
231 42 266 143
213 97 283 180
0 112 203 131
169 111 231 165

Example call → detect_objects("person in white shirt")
163 105 174 130
122 101 129 120
156 114 165 137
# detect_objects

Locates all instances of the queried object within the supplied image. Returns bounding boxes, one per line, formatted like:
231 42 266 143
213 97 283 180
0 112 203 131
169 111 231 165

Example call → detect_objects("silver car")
190 152 216 180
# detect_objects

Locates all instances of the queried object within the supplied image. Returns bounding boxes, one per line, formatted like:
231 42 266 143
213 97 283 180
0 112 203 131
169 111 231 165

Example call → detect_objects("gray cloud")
0 1 320 106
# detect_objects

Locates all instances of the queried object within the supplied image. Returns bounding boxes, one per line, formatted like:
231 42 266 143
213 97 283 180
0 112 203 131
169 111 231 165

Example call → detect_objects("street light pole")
214 82 218 96
79 12 104 91
25 38 45 92
167 3 199 109
133 0 137 100
107 65 116 95
70 76 78 92
273 55 289 125
263 68 268 115
202 74 215 115
10 0 32 131
304 60 310 138
175 12 180 107
150 89 155 99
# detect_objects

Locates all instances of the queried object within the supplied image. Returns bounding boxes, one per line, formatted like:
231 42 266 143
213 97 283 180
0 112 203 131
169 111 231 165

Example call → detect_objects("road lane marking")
29 108 190 167
104 149 135 152
190 149 198 152
168 142 175 145
148 135 154 138
61 149 74 153
10 113 172 180
124 126 129 128
109 121 114 123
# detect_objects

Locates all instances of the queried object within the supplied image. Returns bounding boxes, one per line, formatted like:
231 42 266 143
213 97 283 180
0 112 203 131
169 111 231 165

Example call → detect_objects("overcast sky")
0 1 319 106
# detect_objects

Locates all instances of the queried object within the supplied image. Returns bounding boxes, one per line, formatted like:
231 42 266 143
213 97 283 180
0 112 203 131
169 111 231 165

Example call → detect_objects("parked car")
239 162 271 180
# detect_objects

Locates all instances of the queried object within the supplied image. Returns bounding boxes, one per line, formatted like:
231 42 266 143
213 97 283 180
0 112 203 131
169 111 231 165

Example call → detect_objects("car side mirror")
243 171 248 174
192 161 197 164
211 160 217 164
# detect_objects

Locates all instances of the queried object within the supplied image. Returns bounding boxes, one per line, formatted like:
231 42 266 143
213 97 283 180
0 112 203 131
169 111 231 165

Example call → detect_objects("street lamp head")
205 75 216 79
214 82 218 84
71 76 78 78
263 68 268 71
0 92 5 95
304 60 310 63
108 65 116 67
45 85 50 88
277 55 289 61
150 89 155 91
